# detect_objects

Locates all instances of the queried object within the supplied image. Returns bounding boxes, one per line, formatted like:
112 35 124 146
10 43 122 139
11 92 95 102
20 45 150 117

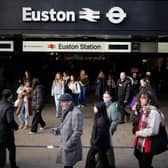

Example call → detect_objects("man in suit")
50 93 83 168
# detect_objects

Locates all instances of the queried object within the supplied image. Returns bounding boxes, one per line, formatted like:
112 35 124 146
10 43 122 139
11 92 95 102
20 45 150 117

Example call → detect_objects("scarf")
61 102 74 122
135 106 152 153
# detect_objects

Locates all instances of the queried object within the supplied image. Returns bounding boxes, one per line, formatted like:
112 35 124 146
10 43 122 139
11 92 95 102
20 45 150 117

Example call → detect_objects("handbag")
151 125 168 155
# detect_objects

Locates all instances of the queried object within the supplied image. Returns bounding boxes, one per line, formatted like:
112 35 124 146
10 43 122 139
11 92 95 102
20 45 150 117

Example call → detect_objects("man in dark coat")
117 72 131 124
0 89 19 168
29 78 46 134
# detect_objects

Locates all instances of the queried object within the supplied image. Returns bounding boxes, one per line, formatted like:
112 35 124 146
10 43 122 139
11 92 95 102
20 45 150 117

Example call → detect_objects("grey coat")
56 106 83 166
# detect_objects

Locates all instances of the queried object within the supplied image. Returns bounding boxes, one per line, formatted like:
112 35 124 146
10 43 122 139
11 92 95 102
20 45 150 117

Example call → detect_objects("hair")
55 72 63 84
104 90 111 96
32 78 40 89
137 91 155 106
1 89 12 100
94 101 110 125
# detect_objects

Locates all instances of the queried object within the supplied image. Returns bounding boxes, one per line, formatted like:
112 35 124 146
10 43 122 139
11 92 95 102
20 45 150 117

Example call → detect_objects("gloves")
49 128 60 135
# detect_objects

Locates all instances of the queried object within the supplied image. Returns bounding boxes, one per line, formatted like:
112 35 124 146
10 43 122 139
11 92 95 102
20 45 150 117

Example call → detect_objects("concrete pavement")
5 101 168 168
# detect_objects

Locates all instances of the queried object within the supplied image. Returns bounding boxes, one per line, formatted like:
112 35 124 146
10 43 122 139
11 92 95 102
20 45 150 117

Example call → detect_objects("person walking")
95 70 106 101
15 80 32 129
133 91 162 168
50 93 83 168
95 91 119 168
85 102 110 168
78 69 89 108
117 72 131 124
0 89 19 168
29 78 46 134
68 75 81 105
51 72 64 117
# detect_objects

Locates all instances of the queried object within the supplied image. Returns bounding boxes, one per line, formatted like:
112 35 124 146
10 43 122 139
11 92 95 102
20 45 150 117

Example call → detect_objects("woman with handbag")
133 91 161 168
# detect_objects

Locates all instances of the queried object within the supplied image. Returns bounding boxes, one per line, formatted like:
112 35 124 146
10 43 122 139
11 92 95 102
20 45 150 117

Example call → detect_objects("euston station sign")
23 41 131 53
22 7 127 24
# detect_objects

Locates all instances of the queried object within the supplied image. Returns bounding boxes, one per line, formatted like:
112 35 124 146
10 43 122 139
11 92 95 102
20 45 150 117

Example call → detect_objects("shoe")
23 125 28 130
19 124 24 129
28 131 37 135
118 120 125 124
126 113 131 122
81 105 85 108
56 114 61 118
77 105 81 108
14 166 19 168
40 125 46 130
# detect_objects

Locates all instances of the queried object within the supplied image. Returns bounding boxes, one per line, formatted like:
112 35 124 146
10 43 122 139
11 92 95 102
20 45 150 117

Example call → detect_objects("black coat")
117 78 132 103
0 100 18 143
91 115 110 150
31 84 46 111
95 77 107 98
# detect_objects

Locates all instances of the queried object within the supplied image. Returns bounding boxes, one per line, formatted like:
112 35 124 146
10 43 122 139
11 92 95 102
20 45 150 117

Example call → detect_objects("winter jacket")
56 105 83 166
134 105 161 153
117 78 132 103
91 115 110 150
31 84 46 111
0 100 18 143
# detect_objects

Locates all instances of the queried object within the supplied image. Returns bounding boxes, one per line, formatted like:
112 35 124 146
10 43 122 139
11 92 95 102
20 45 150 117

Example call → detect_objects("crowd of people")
0 68 167 168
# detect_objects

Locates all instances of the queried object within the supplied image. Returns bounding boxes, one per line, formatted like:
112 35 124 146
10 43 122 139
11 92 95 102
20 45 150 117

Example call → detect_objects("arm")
124 82 131 103
6 107 18 130
108 104 119 134
51 81 54 96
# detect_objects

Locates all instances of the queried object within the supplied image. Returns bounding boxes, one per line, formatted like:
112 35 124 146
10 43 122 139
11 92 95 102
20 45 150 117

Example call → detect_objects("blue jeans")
78 86 86 106
54 94 61 117
18 101 28 126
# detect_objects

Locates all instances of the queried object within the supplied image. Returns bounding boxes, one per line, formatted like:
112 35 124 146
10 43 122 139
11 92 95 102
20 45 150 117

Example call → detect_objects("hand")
135 131 140 137
124 100 127 104
49 128 60 135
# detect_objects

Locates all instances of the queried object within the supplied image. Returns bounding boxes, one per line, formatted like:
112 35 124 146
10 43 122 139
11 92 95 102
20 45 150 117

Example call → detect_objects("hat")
59 93 73 101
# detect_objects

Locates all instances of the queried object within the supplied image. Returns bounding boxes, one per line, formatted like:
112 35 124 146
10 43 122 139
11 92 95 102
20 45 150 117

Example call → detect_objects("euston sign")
22 7 127 24
23 41 131 53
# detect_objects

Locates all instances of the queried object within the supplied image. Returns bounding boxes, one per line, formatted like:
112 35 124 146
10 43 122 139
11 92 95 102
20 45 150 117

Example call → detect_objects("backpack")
112 101 118 113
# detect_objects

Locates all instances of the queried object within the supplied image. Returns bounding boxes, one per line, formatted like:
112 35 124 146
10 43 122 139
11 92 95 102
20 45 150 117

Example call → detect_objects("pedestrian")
78 69 89 108
50 93 83 168
0 89 19 168
106 73 116 100
95 70 106 101
117 72 131 124
139 78 158 106
68 75 81 105
133 91 162 168
51 72 64 117
95 91 119 168
29 78 46 134
15 80 32 129
63 71 71 93
85 102 110 168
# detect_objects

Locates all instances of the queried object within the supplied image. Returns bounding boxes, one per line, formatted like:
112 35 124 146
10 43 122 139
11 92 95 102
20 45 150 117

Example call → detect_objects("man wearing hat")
0 89 19 168
50 93 83 168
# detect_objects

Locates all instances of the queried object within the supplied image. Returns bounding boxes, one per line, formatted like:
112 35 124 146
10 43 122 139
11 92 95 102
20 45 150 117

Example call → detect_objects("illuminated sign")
23 41 131 53
0 41 14 52
22 7 127 24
